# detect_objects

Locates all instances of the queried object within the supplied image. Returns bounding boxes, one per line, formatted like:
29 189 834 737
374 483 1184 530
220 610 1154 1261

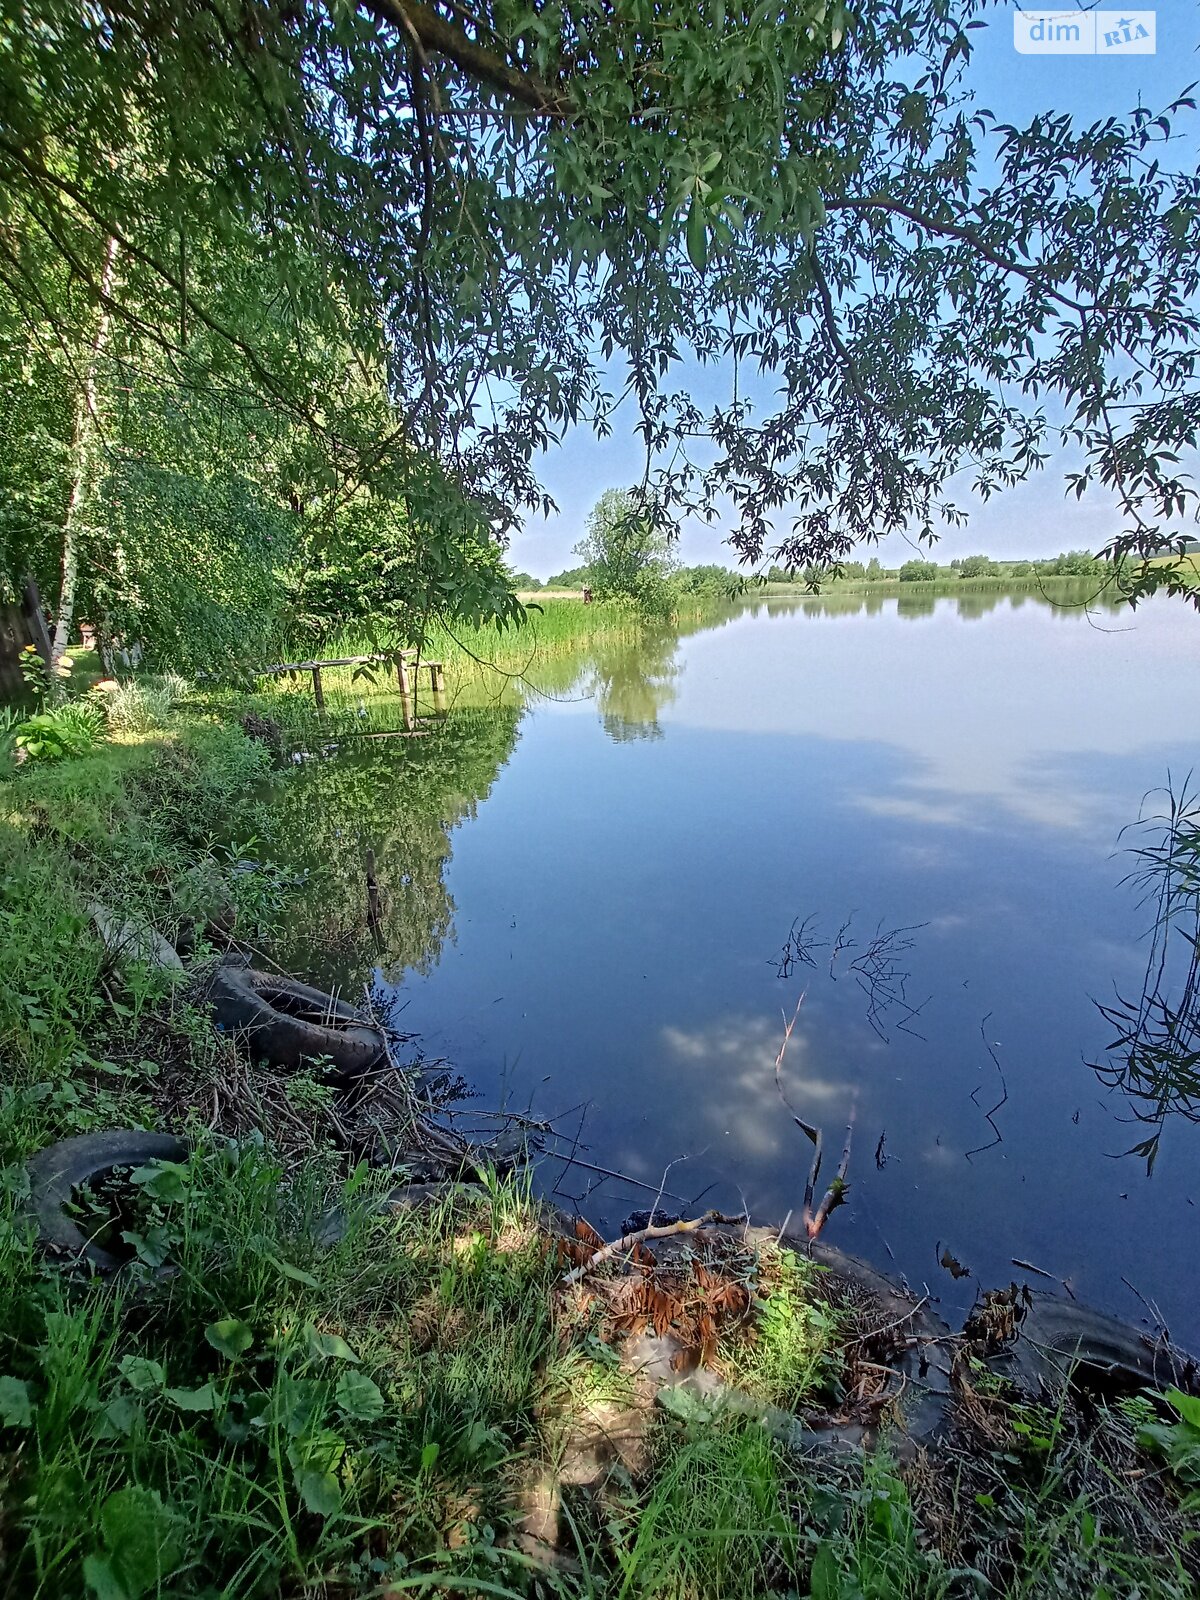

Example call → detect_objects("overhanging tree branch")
358 0 567 115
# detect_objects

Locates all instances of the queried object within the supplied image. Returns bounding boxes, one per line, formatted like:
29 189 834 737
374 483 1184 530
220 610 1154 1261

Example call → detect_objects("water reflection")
267 585 1200 1336
1091 781 1200 1171
585 630 681 742
271 706 521 991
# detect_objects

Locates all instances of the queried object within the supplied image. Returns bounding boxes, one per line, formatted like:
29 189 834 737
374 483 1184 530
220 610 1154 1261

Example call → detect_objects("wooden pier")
259 651 445 711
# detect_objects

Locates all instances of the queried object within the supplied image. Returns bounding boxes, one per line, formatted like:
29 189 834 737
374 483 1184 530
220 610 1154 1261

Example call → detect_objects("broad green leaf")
0 1376 32 1428
419 1440 440 1473
306 1326 360 1363
118 1355 164 1393
293 1467 342 1517
82 1555 127 1600
334 1368 385 1421
90 1486 186 1599
129 1162 188 1203
1166 1387 1200 1430
164 1383 219 1413
204 1319 253 1359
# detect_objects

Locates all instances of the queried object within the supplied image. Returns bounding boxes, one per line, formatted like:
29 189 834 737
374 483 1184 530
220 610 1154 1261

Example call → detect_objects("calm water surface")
276 590 1200 1338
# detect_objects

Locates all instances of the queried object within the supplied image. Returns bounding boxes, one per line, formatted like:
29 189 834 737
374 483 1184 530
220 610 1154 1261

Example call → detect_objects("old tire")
26 1130 188 1274
207 965 385 1078
983 1291 1195 1398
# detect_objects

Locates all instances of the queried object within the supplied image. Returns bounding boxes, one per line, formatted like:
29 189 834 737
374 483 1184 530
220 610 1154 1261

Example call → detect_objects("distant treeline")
511 551 1110 593
510 562 738 595
765 551 1109 585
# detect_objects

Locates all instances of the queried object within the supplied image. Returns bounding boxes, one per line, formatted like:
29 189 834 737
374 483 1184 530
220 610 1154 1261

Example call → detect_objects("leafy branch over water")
1092 777 1200 1172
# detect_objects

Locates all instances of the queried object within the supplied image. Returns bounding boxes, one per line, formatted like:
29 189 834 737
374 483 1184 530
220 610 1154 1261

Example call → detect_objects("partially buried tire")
26 1129 188 1274
207 964 385 1078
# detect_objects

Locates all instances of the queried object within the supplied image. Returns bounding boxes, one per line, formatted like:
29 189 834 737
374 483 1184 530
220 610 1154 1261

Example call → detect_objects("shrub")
14 703 106 762
898 559 939 582
102 675 188 734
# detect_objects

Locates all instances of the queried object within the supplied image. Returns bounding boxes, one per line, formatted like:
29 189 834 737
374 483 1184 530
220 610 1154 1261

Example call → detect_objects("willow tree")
1 0 1197 649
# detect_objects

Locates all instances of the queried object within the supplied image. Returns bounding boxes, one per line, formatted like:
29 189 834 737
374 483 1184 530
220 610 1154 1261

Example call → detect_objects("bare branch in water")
966 1013 1008 1160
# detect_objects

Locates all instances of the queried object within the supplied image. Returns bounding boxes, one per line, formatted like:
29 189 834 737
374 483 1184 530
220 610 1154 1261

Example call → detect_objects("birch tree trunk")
51 233 118 663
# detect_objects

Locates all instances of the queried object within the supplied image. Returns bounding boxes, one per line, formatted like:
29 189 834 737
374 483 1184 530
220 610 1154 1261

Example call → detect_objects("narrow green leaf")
686 196 709 272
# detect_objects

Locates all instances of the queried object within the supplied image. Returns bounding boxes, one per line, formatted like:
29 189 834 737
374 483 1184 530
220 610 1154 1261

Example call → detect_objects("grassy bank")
0 697 1198 1597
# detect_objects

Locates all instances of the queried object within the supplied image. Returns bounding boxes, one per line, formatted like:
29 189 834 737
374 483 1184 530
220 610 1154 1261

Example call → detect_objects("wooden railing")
259 652 444 710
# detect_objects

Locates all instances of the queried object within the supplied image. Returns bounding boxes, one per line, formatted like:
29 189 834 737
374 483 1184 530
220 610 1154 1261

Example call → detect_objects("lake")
273 586 1200 1340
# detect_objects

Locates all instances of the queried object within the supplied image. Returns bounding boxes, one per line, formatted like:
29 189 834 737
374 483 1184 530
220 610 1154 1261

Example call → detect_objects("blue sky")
508 2 1197 578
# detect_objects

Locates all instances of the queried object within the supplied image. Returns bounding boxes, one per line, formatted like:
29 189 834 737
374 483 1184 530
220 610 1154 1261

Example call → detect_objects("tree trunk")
51 233 118 664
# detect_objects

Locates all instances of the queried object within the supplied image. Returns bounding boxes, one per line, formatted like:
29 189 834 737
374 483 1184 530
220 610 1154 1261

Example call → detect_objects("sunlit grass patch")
721 1244 841 1411
613 1420 797 1600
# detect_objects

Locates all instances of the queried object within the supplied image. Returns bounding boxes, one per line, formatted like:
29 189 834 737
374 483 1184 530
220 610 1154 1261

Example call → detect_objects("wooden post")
311 665 325 710
429 662 445 693
396 656 412 697
401 694 415 732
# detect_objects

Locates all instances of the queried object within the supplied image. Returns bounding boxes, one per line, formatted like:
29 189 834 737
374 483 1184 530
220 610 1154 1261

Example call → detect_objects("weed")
722 1245 839 1410
613 1420 796 1599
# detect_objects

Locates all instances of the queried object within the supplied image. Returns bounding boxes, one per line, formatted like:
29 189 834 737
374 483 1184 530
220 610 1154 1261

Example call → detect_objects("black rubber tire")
207 965 385 1078
984 1290 1195 1397
26 1130 188 1274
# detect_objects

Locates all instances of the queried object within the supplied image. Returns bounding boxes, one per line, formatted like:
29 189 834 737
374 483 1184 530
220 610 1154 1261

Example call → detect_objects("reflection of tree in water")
267 706 520 992
584 629 682 742
1092 781 1200 1172
763 582 1128 622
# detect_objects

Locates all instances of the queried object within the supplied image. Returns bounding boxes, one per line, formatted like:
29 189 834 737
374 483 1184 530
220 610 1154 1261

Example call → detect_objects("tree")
1 0 1198 645
573 489 679 614
899 559 939 582
958 555 998 578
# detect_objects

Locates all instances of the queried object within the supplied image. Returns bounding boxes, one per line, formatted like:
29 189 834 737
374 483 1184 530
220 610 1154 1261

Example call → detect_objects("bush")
14 703 106 762
102 674 188 734
898 559 939 582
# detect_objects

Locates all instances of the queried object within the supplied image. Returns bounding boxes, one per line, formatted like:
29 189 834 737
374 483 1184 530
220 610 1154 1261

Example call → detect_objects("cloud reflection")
658 1012 858 1163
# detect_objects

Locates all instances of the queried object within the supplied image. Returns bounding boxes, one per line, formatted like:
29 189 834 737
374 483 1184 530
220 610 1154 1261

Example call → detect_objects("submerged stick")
806 1097 857 1239
560 1209 748 1287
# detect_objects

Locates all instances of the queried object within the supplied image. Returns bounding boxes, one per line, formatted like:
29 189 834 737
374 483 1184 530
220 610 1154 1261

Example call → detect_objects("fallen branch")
805 1097 857 1239
560 1209 748 1287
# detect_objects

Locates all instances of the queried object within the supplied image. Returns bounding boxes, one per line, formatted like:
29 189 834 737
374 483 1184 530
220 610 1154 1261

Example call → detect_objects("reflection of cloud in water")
670 594 1197 833
659 1014 855 1162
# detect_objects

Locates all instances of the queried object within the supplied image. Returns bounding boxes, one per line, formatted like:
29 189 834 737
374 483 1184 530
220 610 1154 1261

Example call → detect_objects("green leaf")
89 1486 186 1599
129 1161 188 1203
98 1396 140 1438
82 1555 127 1600
118 1355 165 1393
0 1376 32 1428
164 1383 219 1413
306 1326 360 1363
293 1467 342 1517
419 1440 440 1474
204 1319 253 1359
686 195 709 272
266 1252 319 1289
1166 1387 1200 1430
334 1368 385 1421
